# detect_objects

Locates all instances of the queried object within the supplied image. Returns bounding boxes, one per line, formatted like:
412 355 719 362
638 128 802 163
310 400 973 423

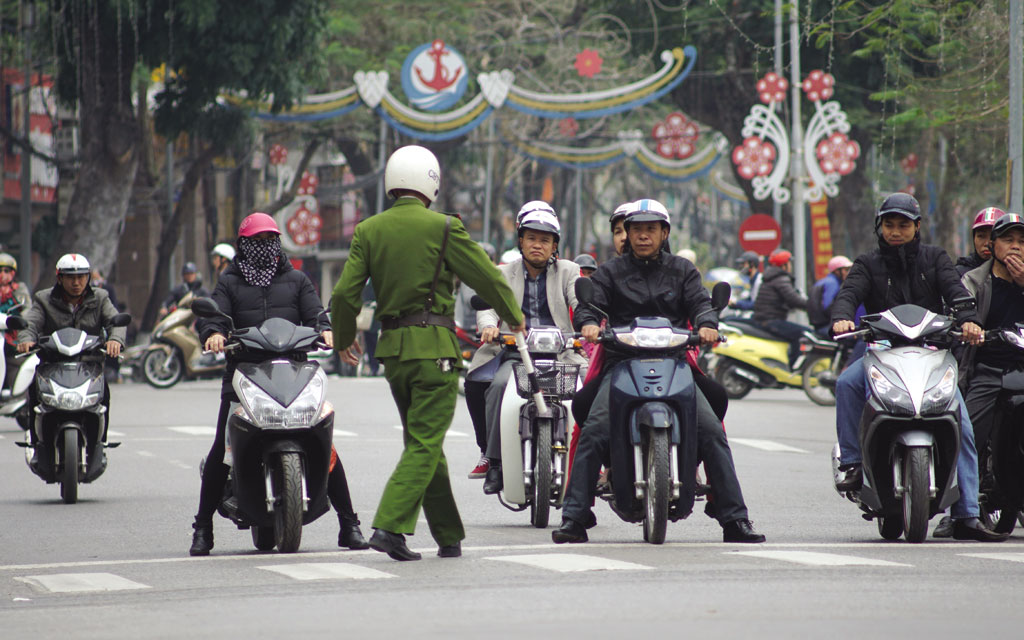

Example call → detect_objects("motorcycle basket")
512 362 579 399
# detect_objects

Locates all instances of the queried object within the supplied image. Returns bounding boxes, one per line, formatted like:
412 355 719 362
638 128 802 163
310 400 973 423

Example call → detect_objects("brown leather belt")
379 311 455 332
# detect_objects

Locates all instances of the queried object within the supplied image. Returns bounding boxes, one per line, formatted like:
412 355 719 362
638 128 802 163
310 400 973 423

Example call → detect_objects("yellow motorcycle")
138 293 226 388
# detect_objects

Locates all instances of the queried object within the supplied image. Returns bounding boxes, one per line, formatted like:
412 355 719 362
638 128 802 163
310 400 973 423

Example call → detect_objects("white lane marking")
15 572 151 593
169 426 216 436
107 430 125 437
729 438 809 454
259 563 396 581
0 434 5 439
393 425 403 431
334 430 358 437
447 430 469 437
167 460 191 470
136 451 155 458
729 550 910 567
961 553 1024 563
485 553 653 573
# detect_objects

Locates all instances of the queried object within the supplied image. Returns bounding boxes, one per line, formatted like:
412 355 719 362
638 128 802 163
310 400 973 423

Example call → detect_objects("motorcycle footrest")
105 442 121 448
14 441 30 448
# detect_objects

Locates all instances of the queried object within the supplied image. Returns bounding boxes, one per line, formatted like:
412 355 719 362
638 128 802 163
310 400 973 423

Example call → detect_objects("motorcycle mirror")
5 315 27 331
191 297 223 318
470 295 493 311
710 281 732 313
575 277 594 305
110 313 132 328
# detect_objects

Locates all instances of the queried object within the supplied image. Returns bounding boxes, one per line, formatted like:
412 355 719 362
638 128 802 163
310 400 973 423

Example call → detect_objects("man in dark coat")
752 249 809 367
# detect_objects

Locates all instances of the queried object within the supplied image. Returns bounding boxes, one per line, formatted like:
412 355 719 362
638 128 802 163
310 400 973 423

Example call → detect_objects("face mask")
236 235 282 287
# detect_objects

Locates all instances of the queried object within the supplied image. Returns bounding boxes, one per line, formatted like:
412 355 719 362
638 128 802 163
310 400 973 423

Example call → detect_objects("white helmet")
500 249 521 265
515 200 555 227
384 145 441 203
56 253 91 276
625 198 671 228
517 209 561 243
676 248 696 263
211 243 236 261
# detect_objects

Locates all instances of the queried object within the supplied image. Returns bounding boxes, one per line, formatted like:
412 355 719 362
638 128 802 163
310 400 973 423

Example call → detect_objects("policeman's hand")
698 327 719 346
321 330 334 349
582 324 601 344
960 321 983 346
510 322 526 335
205 333 226 354
833 320 856 335
106 341 122 358
16 341 34 354
340 340 363 366
1005 254 1024 286
480 326 501 343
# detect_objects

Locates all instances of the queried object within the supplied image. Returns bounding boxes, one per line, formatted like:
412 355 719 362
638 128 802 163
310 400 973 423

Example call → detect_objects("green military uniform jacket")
332 197 523 360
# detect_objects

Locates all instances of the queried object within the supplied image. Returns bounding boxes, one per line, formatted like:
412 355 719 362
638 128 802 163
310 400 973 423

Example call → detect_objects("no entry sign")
738 214 781 255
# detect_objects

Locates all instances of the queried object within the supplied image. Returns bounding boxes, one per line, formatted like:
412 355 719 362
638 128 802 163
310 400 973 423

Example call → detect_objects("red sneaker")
468 457 489 479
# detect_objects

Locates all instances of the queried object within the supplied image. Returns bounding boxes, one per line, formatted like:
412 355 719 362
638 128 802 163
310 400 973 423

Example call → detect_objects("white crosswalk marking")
447 430 469 437
169 426 216 436
136 451 155 457
334 430 358 437
729 550 911 567
961 553 1024 563
258 563 396 581
485 553 653 573
108 430 125 437
15 572 151 593
729 438 809 453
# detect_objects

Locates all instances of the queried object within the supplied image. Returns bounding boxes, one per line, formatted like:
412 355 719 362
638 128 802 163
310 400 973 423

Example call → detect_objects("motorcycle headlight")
41 379 101 411
237 369 327 428
615 327 688 349
920 365 957 415
525 329 566 354
868 365 914 416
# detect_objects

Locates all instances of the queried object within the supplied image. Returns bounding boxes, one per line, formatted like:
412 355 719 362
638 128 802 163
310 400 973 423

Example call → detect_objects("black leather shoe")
437 541 461 558
483 464 503 495
189 519 213 556
952 517 1009 542
932 515 953 538
551 519 589 544
722 519 766 543
368 529 422 561
339 519 369 550
835 464 863 492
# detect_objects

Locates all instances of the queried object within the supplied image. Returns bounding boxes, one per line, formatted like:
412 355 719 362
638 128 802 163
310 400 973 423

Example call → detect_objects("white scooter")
0 310 38 428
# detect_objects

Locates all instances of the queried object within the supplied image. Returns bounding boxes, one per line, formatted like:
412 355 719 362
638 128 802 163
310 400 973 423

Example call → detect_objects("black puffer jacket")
955 252 985 277
752 265 807 322
831 236 977 325
574 250 717 331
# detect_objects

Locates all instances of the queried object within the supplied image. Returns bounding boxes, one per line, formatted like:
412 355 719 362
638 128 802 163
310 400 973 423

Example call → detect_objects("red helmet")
972 207 1005 230
238 212 280 237
768 249 792 266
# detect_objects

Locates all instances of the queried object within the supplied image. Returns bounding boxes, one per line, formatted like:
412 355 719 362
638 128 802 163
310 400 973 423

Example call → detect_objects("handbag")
355 301 376 332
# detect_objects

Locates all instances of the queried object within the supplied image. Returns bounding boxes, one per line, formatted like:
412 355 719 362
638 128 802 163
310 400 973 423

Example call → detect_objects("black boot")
835 464 863 492
368 529 421 561
952 517 1009 542
483 463 503 495
551 518 589 544
339 516 369 550
189 518 214 556
722 518 766 543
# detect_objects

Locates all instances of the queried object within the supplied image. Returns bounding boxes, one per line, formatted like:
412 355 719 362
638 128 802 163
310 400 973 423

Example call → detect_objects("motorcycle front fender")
500 374 528 504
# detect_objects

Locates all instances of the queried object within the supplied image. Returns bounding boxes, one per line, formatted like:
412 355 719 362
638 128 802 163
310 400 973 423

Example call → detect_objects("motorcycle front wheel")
801 354 837 406
902 447 931 543
642 430 670 544
530 420 552 529
273 452 304 553
59 429 80 504
142 348 184 389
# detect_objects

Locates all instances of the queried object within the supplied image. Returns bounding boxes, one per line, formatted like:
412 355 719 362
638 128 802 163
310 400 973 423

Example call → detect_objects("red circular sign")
738 214 781 255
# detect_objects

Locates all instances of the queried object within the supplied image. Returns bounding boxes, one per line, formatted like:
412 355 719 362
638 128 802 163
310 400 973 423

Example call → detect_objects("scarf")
236 235 282 288
0 271 17 307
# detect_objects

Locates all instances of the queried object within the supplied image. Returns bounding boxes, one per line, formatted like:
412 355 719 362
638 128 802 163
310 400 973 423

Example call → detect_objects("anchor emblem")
414 39 462 92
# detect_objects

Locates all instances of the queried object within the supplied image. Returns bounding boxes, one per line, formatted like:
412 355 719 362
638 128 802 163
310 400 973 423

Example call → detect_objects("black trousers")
561 375 749 529
964 363 1004 458
195 396 359 524
571 367 729 426
464 379 489 454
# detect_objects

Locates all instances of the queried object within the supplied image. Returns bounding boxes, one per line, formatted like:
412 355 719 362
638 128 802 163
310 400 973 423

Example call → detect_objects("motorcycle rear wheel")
251 525 276 551
273 452 304 553
530 421 552 529
902 447 930 543
142 349 184 389
877 516 903 540
716 361 754 400
60 429 79 504
801 355 837 406
642 430 670 544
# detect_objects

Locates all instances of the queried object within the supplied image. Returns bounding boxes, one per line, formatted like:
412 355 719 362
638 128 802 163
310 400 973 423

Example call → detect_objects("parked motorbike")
0 309 38 428
15 313 132 503
575 278 730 544
139 292 225 388
799 333 853 406
191 297 334 553
832 304 964 543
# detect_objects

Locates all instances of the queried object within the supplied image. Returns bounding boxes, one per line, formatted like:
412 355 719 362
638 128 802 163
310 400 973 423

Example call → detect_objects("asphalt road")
2 377 1023 638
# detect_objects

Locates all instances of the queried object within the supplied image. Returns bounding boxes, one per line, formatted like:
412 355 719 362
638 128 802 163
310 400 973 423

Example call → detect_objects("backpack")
806 279 830 328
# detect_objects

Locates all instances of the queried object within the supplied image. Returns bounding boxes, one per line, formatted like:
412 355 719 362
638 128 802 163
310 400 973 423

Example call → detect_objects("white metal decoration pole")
376 117 387 214
1010 0 1023 214
575 166 583 256
789 0 807 292
483 116 495 244
773 0 784 225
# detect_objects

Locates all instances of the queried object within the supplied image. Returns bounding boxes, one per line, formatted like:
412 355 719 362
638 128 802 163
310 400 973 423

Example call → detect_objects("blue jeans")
835 356 979 519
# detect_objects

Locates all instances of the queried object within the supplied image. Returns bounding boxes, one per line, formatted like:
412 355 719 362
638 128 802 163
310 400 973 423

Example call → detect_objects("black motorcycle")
192 298 335 553
16 314 132 504
575 278 730 544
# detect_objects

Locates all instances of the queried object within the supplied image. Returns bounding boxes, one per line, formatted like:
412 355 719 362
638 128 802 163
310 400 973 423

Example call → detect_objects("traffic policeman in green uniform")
332 145 524 561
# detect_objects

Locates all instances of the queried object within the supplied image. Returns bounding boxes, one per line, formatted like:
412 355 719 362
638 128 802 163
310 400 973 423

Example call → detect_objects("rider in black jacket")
188 212 368 555
552 200 765 545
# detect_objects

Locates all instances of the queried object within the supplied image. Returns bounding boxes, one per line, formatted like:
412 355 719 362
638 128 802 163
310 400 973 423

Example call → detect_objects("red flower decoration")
269 144 288 166
732 136 777 180
816 132 860 176
297 171 319 196
802 70 835 102
286 205 322 246
900 153 919 175
559 117 579 138
651 112 699 159
574 49 603 79
756 72 789 105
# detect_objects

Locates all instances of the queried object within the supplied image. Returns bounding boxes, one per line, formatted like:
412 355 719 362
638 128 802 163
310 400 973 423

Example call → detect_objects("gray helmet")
573 253 598 271
735 250 759 266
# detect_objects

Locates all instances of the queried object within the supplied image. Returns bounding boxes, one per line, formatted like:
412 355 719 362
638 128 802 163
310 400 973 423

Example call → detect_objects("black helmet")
991 213 1024 240
875 193 921 226
182 261 198 275
735 250 759 265
573 253 598 271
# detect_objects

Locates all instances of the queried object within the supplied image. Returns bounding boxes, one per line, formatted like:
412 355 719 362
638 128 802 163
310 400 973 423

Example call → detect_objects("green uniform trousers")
373 356 464 546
